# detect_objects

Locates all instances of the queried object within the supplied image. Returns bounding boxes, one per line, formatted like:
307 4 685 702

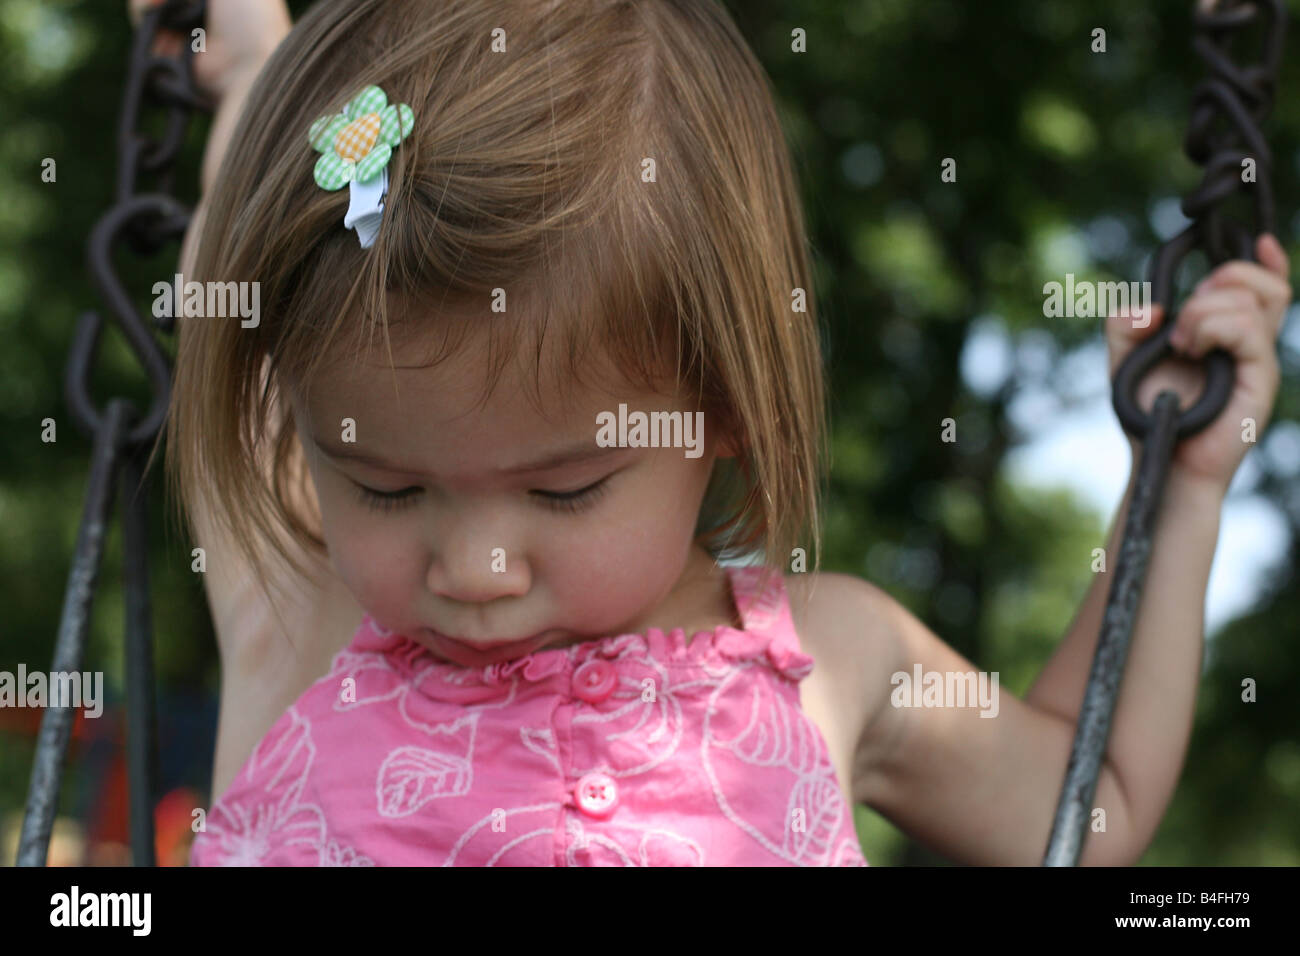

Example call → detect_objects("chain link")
1046 0 1286 866
1113 0 1286 440
17 0 207 867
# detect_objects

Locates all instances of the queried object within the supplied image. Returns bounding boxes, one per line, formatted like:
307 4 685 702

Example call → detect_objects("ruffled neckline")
343 565 813 685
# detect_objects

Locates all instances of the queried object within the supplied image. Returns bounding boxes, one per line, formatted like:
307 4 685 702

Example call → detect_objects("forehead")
289 315 678 444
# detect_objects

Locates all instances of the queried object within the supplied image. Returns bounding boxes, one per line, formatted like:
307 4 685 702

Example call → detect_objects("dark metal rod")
122 447 159 866
16 400 130 866
1042 390 1182 866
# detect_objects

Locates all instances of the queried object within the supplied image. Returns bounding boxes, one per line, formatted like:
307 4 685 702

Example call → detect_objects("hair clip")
308 85 414 248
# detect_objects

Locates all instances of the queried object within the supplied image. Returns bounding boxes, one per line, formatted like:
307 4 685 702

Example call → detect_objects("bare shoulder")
784 571 909 804
784 571 903 667
785 571 906 684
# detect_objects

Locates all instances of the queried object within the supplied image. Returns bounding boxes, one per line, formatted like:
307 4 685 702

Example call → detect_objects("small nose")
426 517 530 605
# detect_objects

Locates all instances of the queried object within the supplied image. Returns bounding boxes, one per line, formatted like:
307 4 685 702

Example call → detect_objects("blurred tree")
733 0 1300 864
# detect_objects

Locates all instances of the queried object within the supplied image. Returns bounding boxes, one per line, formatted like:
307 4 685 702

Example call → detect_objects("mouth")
421 628 555 666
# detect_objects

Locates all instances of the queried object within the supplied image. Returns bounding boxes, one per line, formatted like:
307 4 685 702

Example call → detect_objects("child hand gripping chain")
129 0 291 192
162 0 1292 866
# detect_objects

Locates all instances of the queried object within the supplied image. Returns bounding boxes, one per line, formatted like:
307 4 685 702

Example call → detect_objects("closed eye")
531 477 609 514
352 476 611 515
353 483 421 513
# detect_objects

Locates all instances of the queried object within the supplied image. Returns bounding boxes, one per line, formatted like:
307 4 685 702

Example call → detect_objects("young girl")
154 0 1291 866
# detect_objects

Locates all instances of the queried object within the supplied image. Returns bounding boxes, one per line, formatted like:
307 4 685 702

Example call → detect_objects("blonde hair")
161 0 827 610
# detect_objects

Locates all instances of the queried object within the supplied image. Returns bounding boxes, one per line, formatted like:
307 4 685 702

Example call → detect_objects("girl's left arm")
1025 235 1291 858
853 236 1290 865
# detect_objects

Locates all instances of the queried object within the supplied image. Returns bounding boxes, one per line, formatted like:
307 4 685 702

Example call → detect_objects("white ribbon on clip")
343 166 389 248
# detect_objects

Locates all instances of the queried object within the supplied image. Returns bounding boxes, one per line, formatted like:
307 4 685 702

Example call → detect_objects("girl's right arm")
151 1 367 734
132 0 293 278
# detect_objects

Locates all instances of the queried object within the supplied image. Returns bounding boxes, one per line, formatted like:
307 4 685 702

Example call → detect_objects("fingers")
1170 287 1256 350
1107 302 1164 334
1256 233 1290 280
1178 316 1280 398
1194 235 1293 329
1173 295 1275 365
127 0 183 58
128 0 170 27
1104 303 1165 374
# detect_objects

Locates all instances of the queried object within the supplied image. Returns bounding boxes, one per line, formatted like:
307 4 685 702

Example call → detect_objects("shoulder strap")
724 564 812 678
727 564 793 637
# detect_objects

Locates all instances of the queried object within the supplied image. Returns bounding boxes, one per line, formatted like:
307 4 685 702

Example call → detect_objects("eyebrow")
310 435 623 476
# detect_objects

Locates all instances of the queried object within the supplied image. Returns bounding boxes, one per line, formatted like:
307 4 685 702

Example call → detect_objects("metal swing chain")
16 0 207 867
1043 0 1286 867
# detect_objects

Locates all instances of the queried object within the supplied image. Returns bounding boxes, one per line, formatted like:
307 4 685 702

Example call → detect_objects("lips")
422 629 554 667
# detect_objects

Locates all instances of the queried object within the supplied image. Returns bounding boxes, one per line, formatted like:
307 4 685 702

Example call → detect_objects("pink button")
572 659 617 703
574 773 619 818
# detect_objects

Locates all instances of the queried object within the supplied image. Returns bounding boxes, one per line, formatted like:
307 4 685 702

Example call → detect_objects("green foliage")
737 0 1300 865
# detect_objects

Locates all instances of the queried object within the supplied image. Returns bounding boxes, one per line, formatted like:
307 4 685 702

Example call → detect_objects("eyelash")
353 484 421 514
352 478 609 515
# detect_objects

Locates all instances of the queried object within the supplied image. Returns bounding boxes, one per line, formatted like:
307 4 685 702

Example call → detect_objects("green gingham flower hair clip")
308 85 414 246
309 85 414 189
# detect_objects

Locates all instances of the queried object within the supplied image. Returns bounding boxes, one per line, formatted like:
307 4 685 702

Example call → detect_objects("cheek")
543 457 710 629
316 484 427 627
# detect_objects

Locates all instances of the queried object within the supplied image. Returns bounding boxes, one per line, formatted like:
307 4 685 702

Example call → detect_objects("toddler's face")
288 323 729 667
